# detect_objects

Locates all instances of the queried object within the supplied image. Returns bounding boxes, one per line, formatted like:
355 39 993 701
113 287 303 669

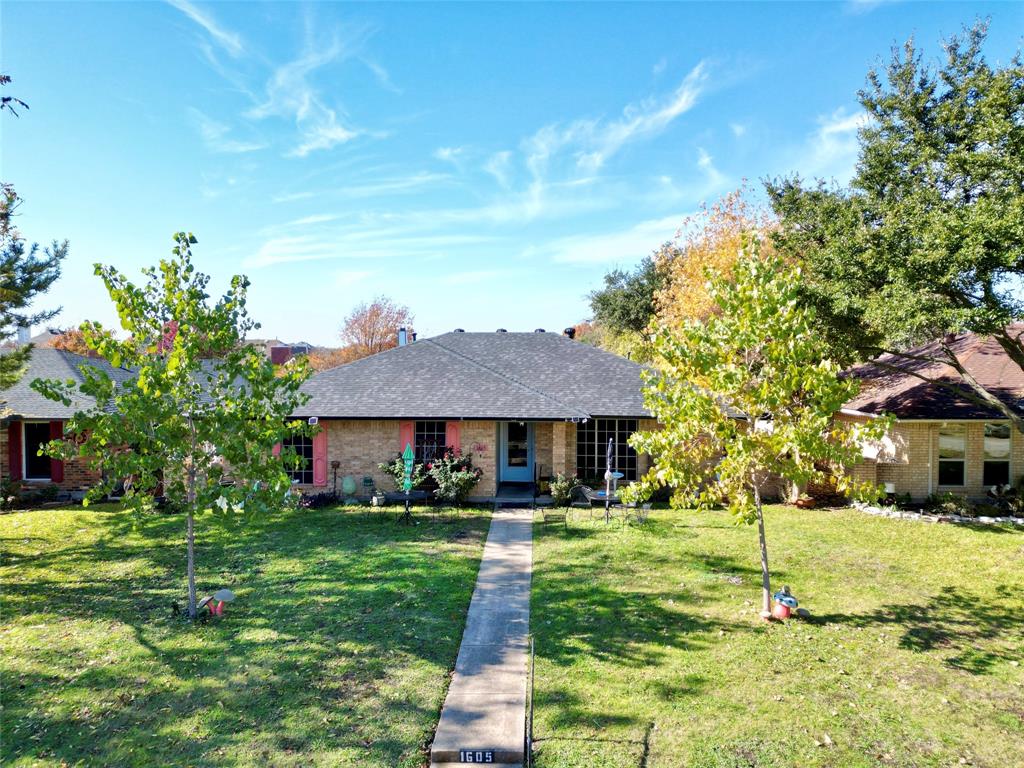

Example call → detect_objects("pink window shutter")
399 421 415 455
312 428 328 487
445 422 461 453
49 421 64 483
7 422 22 481
272 443 282 457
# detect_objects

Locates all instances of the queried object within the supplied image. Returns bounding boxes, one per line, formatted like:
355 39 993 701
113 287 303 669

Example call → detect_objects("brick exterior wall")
295 419 503 499
851 419 1024 501
460 421 498 498
534 422 553 478
1 421 102 492
550 421 577 478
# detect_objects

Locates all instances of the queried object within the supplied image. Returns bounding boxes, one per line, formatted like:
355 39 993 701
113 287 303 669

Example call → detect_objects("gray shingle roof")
297 331 651 420
0 347 135 420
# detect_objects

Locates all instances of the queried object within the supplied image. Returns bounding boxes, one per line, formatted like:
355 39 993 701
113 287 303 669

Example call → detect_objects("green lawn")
1 504 490 767
531 506 1024 768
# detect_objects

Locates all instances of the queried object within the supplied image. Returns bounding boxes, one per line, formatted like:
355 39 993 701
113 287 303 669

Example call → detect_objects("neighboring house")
843 330 1024 500
291 330 658 499
0 348 134 492
266 341 315 366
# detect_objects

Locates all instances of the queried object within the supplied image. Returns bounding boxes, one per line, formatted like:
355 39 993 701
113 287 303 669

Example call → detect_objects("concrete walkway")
431 507 533 767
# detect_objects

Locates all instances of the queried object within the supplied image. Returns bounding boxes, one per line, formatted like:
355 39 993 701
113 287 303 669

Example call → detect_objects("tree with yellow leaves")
654 187 775 327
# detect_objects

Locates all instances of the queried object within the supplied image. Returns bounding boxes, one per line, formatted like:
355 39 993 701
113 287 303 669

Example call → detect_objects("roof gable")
299 331 650 420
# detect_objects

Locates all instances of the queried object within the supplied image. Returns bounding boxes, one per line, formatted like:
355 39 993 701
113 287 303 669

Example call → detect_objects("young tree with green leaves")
33 234 312 620
622 245 889 616
767 22 1024 429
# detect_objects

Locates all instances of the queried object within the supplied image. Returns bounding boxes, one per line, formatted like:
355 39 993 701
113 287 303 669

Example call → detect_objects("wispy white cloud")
539 214 684 265
273 191 316 204
290 213 340 226
844 0 899 15
246 34 361 157
434 146 465 165
803 107 868 181
329 172 450 200
360 57 401 94
571 61 708 172
168 0 244 58
730 122 747 137
652 56 668 76
188 108 266 153
484 151 513 189
248 231 494 268
696 147 727 188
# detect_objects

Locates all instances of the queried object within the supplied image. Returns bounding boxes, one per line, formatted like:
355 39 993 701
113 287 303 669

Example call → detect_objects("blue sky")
3 2 1022 345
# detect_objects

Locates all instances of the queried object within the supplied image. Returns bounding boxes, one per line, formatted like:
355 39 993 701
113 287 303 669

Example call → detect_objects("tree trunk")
186 510 197 620
754 485 771 616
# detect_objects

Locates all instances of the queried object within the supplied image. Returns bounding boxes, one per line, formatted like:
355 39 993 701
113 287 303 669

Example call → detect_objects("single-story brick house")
290 329 658 499
843 330 1024 501
0 331 657 502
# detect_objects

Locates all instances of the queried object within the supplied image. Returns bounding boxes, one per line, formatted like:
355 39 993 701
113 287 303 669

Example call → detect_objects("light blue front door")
499 422 534 483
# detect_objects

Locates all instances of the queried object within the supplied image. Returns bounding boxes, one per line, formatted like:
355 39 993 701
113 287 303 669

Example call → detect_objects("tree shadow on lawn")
530 524 765 746
1 507 489 766
810 584 1022 675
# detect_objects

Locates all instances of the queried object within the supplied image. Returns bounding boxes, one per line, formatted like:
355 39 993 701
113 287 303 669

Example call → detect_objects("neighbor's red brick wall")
0 423 101 492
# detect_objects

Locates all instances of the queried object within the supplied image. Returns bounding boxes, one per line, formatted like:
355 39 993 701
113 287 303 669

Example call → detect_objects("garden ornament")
197 588 236 616
771 585 799 620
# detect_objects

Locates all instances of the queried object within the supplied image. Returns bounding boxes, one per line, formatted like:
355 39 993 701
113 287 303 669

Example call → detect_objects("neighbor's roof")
0 347 136 420
844 328 1024 420
297 331 652 420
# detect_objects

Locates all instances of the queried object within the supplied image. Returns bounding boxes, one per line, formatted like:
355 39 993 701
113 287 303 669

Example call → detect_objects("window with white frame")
938 424 966 486
23 421 52 481
282 434 313 484
983 422 1011 487
576 418 638 482
415 421 447 464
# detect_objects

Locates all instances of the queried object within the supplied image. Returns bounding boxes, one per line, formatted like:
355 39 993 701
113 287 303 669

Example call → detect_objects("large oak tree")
767 23 1024 428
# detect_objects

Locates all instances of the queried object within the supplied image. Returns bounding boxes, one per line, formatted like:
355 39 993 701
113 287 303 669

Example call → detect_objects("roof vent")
563 327 576 340
453 328 465 333
496 328 507 333
534 328 545 333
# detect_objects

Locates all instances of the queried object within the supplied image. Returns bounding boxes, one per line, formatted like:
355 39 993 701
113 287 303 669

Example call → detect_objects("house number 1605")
459 750 494 763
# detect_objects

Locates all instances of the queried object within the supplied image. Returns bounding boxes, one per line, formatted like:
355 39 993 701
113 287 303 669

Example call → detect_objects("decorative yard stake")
605 437 613 524
400 442 414 524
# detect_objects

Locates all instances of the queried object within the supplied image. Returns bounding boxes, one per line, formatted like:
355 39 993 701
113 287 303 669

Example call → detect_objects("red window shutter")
445 422 461 453
7 422 22 481
399 421 415 455
49 421 64 483
312 428 328 487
